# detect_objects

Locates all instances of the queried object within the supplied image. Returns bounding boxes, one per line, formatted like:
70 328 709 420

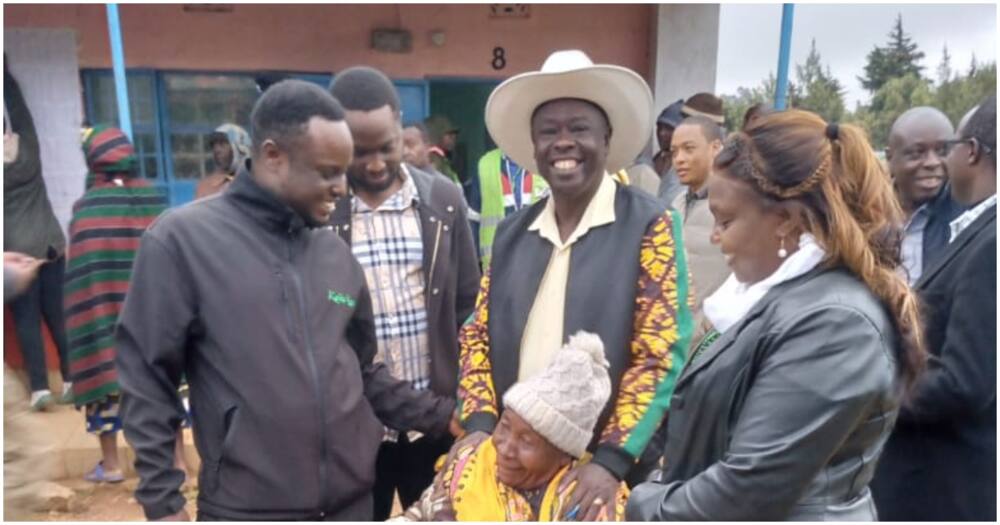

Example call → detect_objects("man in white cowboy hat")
453 49 695 521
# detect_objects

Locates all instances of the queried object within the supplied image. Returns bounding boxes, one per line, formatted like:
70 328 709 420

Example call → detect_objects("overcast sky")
716 3 998 108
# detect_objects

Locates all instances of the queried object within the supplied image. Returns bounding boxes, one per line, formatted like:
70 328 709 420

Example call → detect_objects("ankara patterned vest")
487 183 666 448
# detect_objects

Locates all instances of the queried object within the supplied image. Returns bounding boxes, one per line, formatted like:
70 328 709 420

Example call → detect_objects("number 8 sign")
492 47 507 70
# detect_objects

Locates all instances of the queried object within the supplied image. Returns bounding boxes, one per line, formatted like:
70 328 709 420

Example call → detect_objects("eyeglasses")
940 137 994 157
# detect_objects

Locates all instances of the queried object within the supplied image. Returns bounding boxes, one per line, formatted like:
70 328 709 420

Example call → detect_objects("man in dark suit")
872 95 997 521
886 107 965 285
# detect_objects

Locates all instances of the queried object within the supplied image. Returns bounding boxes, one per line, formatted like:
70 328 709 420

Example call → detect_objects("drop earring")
778 236 788 259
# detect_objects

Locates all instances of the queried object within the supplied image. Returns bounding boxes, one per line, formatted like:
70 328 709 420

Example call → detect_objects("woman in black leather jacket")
626 110 926 521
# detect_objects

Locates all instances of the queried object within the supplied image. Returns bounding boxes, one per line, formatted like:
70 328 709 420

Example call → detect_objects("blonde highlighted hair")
714 109 926 393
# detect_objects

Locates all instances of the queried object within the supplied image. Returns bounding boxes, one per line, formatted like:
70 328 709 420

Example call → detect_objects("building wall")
4 4 654 80
650 4 720 115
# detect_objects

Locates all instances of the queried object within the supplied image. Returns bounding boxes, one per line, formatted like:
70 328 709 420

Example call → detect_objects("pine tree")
793 40 846 122
721 74 777 132
937 44 953 85
795 39 823 87
852 73 934 149
936 61 996 126
859 14 926 93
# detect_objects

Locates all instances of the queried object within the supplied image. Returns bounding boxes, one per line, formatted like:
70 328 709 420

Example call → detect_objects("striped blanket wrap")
65 178 166 407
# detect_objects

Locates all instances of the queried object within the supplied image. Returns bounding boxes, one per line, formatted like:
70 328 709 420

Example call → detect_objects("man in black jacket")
872 96 997 520
328 67 480 520
886 107 965 284
116 80 455 521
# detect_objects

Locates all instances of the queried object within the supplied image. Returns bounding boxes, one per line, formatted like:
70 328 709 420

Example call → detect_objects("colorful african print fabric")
398 438 628 521
457 211 693 463
85 394 123 435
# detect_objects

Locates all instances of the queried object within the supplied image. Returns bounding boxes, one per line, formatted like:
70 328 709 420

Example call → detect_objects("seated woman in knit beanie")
394 331 628 521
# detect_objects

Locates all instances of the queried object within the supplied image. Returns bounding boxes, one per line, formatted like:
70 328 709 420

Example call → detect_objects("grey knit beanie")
502 331 612 458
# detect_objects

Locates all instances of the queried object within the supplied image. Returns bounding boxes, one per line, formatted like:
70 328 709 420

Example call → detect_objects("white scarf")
703 233 827 334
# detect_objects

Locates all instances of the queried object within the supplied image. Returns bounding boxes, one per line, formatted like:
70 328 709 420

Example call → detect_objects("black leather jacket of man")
116 171 454 520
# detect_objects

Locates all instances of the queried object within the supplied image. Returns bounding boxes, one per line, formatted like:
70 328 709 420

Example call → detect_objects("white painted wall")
4 28 88 238
650 4 721 118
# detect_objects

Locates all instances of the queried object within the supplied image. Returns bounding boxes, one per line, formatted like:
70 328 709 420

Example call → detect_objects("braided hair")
714 109 927 394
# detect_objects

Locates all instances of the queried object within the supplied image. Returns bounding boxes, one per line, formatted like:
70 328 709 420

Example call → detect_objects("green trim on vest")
623 208 694 456
487 186 670 464
478 149 548 268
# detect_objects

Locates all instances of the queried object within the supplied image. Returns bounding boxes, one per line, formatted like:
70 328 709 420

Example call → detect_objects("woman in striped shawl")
65 126 168 483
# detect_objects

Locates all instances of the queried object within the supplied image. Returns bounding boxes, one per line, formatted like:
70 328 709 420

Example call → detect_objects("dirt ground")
26 478 403 521
25 477 198 522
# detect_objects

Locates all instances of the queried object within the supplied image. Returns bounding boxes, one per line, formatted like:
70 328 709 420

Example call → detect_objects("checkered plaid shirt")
351 168 431 400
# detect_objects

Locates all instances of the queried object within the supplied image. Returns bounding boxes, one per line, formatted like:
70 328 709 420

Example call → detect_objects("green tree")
791 39 846 122
721 74 776 132
853 73 935 150
937 44 953 85
935 61 997 126
859 14 926 94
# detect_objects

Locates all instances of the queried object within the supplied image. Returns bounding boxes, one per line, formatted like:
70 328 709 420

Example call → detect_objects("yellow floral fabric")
448 439 627 521
456 271 499 422
600 211 693 455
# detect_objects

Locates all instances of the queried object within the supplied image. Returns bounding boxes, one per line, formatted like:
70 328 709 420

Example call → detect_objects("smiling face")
272 117 353 226
344 105 404 197
493 410 572 491
887 112 954 211
707 169 793 285
530 98 610 204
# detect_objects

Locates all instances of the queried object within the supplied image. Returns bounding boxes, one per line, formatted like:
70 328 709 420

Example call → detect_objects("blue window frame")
81 70 165 182
82 69 429 207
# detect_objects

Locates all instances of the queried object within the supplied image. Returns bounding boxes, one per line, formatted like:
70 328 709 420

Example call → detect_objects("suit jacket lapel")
917 206 996 290
676 293 775 388
676 328 741 388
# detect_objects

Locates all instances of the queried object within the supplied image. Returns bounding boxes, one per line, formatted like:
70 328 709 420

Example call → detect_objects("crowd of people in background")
3 46 995 522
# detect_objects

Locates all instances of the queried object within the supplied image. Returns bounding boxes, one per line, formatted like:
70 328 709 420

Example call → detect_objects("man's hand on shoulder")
560 462 619 521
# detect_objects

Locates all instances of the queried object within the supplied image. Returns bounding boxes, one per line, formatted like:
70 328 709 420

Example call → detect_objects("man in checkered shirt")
328 67 481 521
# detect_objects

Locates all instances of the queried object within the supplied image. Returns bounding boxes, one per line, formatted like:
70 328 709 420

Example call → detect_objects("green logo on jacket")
328 290 357 309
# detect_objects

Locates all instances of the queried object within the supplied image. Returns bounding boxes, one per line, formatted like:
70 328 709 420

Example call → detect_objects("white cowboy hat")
484 49 654 175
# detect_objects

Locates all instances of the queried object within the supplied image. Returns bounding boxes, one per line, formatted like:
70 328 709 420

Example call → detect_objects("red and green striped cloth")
65 126 168 407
